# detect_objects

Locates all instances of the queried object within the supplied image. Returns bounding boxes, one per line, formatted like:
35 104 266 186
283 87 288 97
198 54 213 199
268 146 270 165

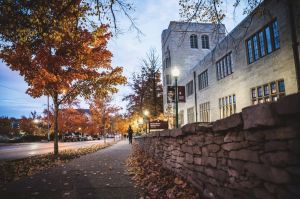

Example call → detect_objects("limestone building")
162 0 300 126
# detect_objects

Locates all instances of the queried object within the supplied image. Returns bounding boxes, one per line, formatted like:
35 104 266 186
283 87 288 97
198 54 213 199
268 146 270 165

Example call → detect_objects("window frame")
190 34 198 49
250 79 285 105
198 69 208 90
201 35 210 49
186 80 194 97
216 52 233 80
246 18 280 65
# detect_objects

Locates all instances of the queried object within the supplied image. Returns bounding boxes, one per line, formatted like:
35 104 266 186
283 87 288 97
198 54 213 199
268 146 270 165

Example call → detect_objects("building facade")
162 0 300 126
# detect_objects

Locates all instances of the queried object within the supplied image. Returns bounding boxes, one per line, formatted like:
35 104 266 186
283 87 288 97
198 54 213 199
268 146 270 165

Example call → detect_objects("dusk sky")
0 0 245 118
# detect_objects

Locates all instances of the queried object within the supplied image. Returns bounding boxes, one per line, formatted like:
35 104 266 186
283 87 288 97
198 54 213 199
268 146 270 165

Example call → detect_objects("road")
0 139 114 161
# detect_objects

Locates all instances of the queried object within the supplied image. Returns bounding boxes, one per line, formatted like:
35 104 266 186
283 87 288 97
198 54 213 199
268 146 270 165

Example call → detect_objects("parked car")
79 135 87 141
63 133 77 142
86 135 93 141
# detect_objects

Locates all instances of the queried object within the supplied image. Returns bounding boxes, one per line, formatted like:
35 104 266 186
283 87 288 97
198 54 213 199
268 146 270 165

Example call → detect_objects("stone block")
181 144 193 154
244 162 290 184
192 146 201 154
202 156 217 167
264 182 277 193
228 169 239 177
194 157 202 165
185 153 193 164
221 142 247 151
242 103 280 129
265 127 298 140
213 113 243 132
264 141 288 152
170 128 183 137
254 188 274 199
229 149 259 162
260 151 299 166
204 134 214 145
244 131 265 141
224 131 244 142
195 123 213 133
202 146 209 156
181 123 198 134
275 93 300 115
159 130 170 137
176 156 184 164
207 144 221 153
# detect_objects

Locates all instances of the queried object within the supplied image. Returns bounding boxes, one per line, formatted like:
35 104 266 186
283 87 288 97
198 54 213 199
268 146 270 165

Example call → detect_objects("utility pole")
47 95 50 141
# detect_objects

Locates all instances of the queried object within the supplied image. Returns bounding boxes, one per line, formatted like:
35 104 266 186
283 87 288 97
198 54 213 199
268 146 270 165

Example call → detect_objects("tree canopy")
0 0 126 155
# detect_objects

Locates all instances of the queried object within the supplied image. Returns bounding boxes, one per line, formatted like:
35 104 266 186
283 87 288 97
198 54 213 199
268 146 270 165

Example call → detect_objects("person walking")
127 125 133 144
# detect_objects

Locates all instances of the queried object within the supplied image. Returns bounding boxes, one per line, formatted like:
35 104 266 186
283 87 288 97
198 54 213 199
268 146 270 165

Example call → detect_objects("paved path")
1 141 143 199
0 139 115 161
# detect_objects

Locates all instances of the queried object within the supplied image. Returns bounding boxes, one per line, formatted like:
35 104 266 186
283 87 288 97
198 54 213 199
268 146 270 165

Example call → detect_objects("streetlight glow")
143 110 149 116
171 67 180 77
33 119 40 124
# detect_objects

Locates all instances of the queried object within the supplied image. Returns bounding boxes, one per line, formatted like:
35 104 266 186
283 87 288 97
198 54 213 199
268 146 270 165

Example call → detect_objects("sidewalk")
1 140 143 199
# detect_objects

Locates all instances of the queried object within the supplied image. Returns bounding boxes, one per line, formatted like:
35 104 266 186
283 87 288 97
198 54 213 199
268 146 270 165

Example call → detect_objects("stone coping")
136 93 300 139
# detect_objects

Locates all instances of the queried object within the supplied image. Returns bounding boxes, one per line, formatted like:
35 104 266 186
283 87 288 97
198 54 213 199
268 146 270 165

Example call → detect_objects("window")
247 40 254 64
186 80 194 96
187 107 195 123
166 74 172 85
251 79 285 105
273 20 280 49
198 69 208 90
259 31 266 57
216 52 233 80
190 34 198 48
246 19 280 64
265 26 272 54
219 94 236 119
253 35 259 61
199 102 210 122
201 35 209 49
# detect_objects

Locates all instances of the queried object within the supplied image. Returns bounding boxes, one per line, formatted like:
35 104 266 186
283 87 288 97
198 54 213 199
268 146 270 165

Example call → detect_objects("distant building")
162 0 300 127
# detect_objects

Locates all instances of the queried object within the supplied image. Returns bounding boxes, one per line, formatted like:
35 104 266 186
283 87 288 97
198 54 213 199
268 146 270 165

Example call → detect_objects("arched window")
190 34 198 48
201 35 209 49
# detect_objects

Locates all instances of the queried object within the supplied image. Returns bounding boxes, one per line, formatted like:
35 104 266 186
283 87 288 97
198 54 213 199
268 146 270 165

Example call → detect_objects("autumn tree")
124 48 163 118
0 1 126 155
58 108 89 134
90 95 119 137
0 117 14 137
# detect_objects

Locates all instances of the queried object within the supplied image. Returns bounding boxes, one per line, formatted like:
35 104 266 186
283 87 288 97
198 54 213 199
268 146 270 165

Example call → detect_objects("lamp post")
172 68 180 128
143 110 149 133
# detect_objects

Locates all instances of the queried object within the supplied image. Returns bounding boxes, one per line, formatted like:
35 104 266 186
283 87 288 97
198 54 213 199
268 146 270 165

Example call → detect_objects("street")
0 139 114 161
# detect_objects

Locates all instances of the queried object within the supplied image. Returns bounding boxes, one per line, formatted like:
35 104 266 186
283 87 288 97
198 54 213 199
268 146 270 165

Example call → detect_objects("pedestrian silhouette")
128 125 133 144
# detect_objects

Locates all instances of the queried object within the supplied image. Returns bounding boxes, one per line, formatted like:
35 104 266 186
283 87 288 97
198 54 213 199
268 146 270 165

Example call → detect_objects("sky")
0 0 245 118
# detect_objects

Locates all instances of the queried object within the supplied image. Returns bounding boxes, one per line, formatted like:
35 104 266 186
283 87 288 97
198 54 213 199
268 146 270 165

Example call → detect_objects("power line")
0 83 26 93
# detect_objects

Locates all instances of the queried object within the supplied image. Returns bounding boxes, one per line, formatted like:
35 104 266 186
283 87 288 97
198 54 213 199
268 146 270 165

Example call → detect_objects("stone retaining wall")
135 93 300 199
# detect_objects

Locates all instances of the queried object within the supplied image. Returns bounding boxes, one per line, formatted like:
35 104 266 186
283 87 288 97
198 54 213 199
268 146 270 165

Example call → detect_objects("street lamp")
143 110 150 133
171 68 180 128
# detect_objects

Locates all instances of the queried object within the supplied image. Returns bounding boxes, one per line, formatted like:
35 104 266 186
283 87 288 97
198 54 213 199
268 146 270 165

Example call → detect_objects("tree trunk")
53 93 59 156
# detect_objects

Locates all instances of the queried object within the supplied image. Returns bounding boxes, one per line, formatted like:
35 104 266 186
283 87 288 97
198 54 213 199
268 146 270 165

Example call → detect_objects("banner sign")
149 120 168 130
167 86 186 103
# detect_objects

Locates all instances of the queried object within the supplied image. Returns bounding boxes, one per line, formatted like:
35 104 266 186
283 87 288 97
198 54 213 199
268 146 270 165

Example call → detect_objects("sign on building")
167 86 186 103
149 120 168 131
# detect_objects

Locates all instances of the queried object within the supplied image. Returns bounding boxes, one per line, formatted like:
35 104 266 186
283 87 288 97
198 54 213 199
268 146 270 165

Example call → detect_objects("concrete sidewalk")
1 140 142 199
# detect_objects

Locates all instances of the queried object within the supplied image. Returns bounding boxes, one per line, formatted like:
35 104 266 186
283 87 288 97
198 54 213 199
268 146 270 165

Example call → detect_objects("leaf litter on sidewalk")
126 144 200 199
0 142 115 187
